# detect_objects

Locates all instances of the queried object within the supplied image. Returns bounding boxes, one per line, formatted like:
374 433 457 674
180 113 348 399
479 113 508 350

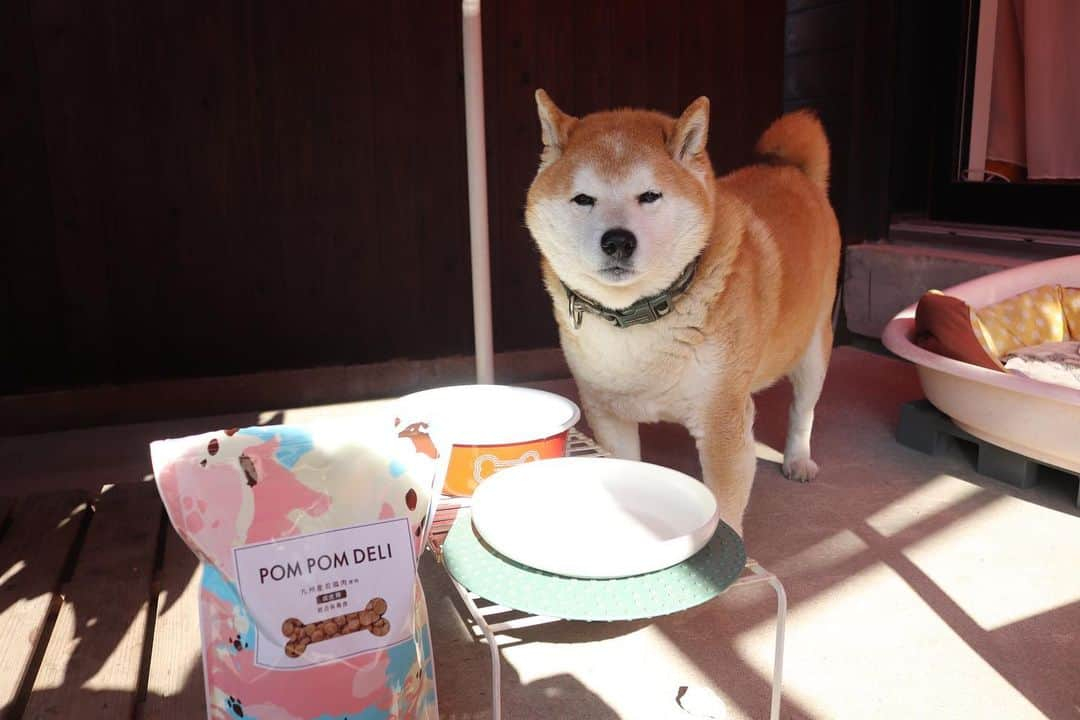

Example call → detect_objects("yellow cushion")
974 285 1067 357
1062 287 1080 340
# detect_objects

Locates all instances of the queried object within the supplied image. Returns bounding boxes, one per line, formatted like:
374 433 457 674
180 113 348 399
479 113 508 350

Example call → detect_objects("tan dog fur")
525 91 840 535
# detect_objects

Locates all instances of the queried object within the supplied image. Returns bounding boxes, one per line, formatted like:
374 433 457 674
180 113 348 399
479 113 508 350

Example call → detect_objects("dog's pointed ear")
536 89 575 167
670 96 710 165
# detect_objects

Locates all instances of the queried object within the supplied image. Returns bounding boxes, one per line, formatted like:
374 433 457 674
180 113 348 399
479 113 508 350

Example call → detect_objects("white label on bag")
233 517 416 669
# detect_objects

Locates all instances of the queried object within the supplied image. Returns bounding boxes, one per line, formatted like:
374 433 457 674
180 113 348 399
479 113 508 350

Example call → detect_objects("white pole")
463 0 495 384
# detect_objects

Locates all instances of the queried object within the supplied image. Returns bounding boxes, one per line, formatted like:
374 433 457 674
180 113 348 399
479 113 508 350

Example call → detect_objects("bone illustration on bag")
283 597 390 658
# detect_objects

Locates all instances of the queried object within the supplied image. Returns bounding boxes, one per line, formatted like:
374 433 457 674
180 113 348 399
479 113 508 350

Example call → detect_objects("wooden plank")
0 497 14 534
367 0 472 361
785 1 854 55
784 47 853 101
25 482 163 718
787 0 843 13
740 0 787 156
0 492 89 714
0 0 67 396
491 0 565 354
844 0 897 246
27 1 116 388
139 525 205 719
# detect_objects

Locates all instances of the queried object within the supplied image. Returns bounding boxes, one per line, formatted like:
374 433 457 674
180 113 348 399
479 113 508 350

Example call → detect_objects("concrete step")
843 243 1024 338
842 220 1078 339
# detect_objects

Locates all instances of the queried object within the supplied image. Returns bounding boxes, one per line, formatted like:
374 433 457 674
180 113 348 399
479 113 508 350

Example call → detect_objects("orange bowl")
394 385 581 497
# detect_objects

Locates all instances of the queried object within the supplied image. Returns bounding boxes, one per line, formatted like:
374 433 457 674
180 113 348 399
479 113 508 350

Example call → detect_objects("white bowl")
470 457 720 579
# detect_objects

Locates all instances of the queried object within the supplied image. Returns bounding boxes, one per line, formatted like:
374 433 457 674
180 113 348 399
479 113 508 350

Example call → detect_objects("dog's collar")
562 258 700 329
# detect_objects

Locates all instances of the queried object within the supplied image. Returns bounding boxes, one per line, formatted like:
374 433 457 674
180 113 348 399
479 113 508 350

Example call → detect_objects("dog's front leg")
581 396 641 461
693 393 756 537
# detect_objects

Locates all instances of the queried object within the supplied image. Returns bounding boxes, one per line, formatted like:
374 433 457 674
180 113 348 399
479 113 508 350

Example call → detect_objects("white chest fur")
559 302 721 427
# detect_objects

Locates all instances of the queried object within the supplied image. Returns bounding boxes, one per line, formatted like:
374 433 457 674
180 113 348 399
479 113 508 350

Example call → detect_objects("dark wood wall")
782 0 896 246
889 1 934 217
2 0 784 398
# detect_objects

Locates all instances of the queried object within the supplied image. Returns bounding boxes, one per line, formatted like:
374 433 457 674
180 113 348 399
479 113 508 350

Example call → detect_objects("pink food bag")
149 418 441 719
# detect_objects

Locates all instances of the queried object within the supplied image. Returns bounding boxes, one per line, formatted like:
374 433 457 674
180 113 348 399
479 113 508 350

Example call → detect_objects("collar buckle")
569 293 586 330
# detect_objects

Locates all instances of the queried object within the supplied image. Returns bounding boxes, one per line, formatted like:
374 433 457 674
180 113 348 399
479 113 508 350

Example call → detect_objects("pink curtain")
987 0 1080 180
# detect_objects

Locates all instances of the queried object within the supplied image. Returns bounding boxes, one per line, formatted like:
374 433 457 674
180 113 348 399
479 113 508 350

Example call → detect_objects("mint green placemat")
442 510 746 622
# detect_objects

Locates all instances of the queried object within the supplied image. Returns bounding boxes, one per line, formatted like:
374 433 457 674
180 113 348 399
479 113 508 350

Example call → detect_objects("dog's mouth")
597 265 638 284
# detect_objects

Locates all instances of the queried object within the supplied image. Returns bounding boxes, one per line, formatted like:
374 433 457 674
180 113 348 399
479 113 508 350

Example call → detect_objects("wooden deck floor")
0 481 205 719
0 429 605 718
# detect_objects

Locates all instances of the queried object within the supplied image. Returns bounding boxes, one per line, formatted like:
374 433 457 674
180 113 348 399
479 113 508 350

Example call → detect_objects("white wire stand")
428 429 787 720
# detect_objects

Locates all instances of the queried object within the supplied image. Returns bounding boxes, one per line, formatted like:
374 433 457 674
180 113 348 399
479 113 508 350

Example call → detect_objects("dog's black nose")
600 228 637 260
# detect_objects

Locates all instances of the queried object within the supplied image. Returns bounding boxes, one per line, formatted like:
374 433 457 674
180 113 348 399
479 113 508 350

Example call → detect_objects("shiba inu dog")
525 91 840 535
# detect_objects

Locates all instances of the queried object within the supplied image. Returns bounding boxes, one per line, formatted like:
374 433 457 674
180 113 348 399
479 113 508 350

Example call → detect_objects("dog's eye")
638 191 662 204
571 194 596 207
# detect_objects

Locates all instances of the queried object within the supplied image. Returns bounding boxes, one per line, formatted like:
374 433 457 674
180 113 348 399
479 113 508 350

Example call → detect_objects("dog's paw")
782 456 819 483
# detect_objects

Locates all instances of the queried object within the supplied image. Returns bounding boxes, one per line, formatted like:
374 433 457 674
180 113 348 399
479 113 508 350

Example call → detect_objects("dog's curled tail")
755 109 830 193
